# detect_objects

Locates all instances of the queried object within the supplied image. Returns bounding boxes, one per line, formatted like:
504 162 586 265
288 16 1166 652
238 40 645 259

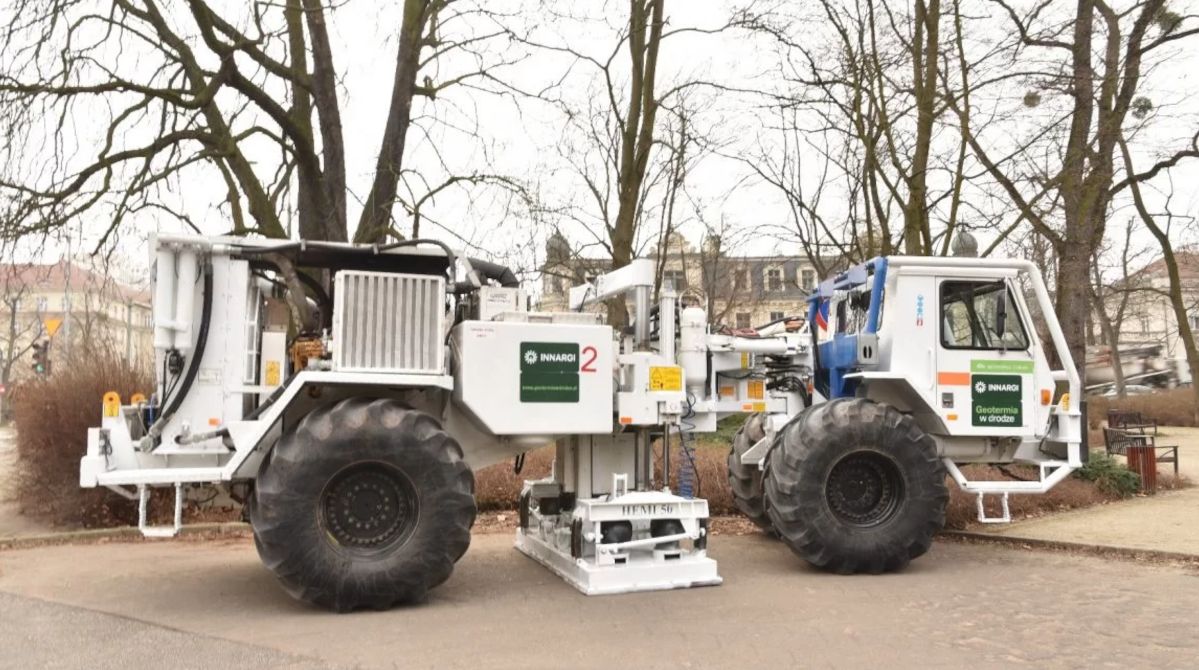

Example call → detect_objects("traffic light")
31 339 50 376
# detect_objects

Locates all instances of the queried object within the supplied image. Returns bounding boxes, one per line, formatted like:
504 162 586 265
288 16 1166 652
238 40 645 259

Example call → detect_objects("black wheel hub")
826 451 903 527
322 464 416 550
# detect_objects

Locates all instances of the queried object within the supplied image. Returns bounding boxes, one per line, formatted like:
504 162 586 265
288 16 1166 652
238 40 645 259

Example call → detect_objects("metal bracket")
975 492 1011 524
137 483 184 538
739 436 772 469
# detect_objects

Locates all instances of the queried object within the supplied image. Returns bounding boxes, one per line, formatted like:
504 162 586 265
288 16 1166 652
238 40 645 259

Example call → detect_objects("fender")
843 371 949 435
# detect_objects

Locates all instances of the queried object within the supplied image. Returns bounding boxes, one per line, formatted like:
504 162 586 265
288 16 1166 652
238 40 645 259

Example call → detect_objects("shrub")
472 439 739 514
1075 452 1141 497
474 447 554 511
1087 387 1198 428
11 352 154 528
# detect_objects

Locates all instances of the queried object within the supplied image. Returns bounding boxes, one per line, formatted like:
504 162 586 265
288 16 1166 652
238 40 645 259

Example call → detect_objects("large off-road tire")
251 397 476 611
726 413 774 534
764 398 947 574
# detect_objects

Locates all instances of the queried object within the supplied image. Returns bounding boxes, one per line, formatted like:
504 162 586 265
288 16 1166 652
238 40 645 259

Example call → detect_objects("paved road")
1 533 1196 669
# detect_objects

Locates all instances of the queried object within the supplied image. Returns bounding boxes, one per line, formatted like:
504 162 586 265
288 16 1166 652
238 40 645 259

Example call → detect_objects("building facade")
0 261 153 385
1107 252 1198 361
539 232 821 329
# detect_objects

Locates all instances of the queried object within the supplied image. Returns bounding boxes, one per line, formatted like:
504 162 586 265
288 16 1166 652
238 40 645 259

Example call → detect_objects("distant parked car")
1103 384 1155 398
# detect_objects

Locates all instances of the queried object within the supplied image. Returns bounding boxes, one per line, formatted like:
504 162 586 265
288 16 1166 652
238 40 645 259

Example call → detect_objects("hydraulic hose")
142 261 213 448
379 238 458 282
467 257 520 288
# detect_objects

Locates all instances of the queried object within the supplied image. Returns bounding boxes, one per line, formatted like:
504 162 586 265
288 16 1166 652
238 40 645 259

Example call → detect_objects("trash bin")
1126 444 1157 494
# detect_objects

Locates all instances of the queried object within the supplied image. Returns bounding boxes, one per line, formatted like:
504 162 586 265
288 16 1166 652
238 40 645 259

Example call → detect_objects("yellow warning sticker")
752 402 767 412
747 380 765 400
719 385 735 398
740 352 750 369
649 366 683 392
265 360 281 386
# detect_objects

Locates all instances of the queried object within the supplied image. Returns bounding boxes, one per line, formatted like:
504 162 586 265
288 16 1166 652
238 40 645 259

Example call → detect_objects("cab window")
940 281 1029 350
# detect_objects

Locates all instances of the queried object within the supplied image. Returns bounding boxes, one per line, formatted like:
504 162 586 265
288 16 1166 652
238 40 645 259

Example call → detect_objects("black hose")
379 238 458 280
145 262 213 444
468 257 519 287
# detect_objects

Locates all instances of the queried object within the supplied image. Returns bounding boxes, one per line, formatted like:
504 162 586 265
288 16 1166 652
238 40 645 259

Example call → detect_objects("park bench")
1103 427 1179 476
1106 409 1158 435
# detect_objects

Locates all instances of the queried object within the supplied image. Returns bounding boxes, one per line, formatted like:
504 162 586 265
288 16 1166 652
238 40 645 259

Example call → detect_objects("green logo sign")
520 342 579 402
972 374 1023 427
971 359 1033 374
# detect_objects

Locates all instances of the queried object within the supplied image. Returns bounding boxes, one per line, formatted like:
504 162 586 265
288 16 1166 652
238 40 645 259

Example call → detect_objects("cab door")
935 277 1036 436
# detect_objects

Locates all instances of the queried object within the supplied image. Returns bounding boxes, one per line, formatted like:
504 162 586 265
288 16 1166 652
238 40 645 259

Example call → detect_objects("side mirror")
995 289 1008 339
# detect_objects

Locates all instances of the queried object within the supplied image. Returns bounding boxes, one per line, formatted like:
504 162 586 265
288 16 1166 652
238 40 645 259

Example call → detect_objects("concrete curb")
0 522 250 551
939 529 1199 566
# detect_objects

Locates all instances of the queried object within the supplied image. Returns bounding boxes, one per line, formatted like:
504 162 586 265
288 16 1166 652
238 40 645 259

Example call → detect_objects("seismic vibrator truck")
80 234 1082 610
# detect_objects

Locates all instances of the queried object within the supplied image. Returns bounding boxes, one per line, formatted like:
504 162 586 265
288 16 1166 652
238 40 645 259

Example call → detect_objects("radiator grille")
332 271 445 374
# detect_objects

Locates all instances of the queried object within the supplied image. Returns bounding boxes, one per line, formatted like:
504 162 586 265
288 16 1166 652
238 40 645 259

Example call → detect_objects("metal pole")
633 285 651 349
62 249 72 360
125 300 133 363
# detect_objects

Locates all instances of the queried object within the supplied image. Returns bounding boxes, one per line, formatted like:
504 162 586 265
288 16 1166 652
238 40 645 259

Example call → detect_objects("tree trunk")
608 0 665 329
284 0 322 241
1090 291 1126 396
355 0 433 243
904 0 939 255
1050 0 1096 385
302 0 348 241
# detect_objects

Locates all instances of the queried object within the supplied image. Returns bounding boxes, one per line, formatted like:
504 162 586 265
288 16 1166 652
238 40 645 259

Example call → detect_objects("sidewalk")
0 426 50 539
970 425 1199 556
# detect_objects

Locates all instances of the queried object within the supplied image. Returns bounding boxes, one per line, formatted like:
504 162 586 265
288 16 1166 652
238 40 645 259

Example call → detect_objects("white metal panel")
332 270 446 374
451 320 614 434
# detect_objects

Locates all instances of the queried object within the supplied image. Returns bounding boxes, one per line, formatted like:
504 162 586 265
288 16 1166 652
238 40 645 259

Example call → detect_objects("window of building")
734 269 749 291
735 312 752 329
940 281 1029 350
769 311 785 322
36 297 48 312
1189 314 1199 331
801 269 816 291
766 268 784 292
1141 317 1151 335
663 270 687 291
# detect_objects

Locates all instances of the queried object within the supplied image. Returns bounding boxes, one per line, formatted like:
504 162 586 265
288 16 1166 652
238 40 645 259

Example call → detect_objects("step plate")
514 529 722 595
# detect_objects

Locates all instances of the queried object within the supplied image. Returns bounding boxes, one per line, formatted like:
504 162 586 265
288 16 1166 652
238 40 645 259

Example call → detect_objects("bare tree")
0 266 47 418
0 0 532 253
1088 223 1150 397
1120 136 1199 420
741 0 999 267
948 0 1199 381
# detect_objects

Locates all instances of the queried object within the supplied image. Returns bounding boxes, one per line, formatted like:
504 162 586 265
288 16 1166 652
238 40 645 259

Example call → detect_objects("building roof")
1135 250 1199 281
0 260 151 304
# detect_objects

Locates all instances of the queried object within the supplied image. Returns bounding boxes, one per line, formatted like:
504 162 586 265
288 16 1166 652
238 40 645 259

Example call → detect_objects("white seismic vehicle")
81 234 809 610
727 256 1084 572
80 236 1082 610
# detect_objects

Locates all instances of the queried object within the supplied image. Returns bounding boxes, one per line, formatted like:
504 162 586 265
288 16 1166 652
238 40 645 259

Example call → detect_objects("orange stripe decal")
938 372 970 386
